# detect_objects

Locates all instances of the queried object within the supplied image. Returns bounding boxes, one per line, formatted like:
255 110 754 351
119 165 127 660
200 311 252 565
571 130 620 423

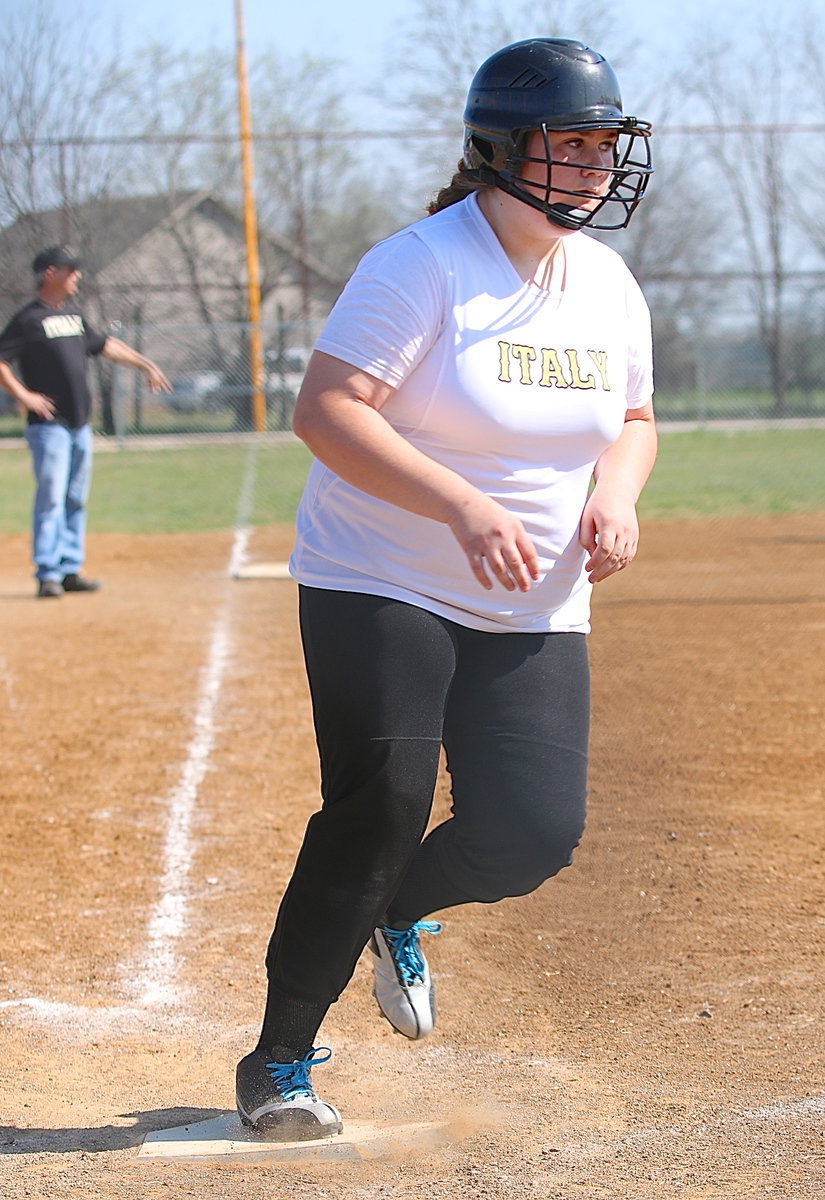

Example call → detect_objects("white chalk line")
3 992 824 1139
227 442 258 578
131 616 231 1007
0 996 147 1031
5 442 261 1024
743 1093 825 1121
0 652 21 712
228 525 251 578
132 440 260 1006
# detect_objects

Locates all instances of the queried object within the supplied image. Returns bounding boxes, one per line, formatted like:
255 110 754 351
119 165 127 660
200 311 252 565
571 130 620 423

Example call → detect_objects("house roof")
0 192 196 276
0 190 343 291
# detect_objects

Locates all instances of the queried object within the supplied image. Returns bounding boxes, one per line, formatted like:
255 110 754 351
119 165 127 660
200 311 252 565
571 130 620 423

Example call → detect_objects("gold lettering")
566 349 596 389
588 350 610 390
43 314 83 339
511 344 536 385
539 347 569 388
498 344 611 390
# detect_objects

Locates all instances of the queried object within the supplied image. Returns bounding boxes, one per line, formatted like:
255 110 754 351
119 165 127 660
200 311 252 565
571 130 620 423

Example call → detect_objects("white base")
232 561 292 579
137 1112 449 1163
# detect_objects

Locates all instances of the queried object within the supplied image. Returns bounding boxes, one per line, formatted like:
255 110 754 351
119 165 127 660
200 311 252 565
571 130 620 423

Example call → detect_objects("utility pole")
234 0 266 432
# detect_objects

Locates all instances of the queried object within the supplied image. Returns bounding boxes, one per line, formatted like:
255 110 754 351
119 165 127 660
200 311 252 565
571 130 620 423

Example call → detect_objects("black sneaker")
235 1046 343 1140
62 573 101 593
37 579 64 598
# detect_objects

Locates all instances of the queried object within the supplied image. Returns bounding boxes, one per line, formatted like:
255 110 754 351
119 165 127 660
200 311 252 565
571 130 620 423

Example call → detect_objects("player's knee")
452 822 583 903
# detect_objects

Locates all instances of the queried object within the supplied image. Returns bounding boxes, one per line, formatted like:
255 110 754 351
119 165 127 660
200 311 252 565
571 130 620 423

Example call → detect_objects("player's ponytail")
426 160 490 215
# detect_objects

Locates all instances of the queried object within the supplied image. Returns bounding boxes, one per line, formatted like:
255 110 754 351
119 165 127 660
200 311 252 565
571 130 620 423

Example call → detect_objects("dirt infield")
1 513 823 1200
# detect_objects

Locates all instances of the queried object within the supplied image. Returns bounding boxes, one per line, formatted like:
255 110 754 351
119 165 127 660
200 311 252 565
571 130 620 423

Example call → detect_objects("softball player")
236 36 657 1139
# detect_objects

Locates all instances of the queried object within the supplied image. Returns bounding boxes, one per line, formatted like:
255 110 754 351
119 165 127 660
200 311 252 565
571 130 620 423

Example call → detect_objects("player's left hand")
578 482 639 583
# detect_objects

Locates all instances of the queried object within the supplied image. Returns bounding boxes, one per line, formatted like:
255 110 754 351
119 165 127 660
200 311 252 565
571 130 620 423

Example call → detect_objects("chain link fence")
105 319 324 439
2 315 824 441
651 331 825 425
108 316 825 439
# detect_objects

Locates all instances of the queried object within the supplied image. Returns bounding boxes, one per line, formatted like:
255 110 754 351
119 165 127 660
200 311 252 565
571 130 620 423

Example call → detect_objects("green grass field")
0 428 822 535
0 440 312 534
637 428 825 519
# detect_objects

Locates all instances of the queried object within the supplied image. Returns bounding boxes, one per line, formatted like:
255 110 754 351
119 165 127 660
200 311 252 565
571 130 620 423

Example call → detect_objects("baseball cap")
32 245 82 273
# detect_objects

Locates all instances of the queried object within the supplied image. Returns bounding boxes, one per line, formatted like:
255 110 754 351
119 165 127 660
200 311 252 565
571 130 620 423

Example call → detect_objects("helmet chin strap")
467 166 599 231
467 163 639 232
544 202 593 231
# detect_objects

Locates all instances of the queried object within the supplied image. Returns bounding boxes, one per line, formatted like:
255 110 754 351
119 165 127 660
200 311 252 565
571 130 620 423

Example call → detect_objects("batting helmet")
463 38 652 230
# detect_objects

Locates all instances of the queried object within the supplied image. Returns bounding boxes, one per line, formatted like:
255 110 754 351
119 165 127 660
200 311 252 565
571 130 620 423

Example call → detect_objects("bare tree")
383 0 630 131
248 53 401 289
112 43 239 203
110 43 402 313
797 13 825 262
684 15 825 416
0 2 134 246
0 3 396 307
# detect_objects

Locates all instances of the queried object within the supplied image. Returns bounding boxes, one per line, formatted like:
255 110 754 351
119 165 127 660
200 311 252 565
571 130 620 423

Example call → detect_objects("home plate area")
137 1112 452 1163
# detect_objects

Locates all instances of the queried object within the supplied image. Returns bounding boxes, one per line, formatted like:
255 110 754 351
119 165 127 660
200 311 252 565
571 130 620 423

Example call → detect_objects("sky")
0 0 795 128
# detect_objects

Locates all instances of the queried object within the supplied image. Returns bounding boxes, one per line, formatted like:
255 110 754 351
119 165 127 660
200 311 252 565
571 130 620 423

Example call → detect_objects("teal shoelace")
265 1046 332 1101
381 920 442 985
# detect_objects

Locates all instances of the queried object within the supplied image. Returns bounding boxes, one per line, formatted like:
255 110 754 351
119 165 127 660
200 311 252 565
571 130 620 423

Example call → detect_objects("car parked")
265 347 312 399
164 371 224 413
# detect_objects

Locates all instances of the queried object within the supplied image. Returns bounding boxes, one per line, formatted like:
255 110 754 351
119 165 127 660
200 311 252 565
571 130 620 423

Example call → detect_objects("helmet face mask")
462 38 652 231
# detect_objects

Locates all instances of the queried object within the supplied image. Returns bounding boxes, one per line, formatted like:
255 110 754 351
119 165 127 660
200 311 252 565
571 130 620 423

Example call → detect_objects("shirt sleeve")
83 319 108 357
624 274 654 410
314 232 447 388
0 313 25 365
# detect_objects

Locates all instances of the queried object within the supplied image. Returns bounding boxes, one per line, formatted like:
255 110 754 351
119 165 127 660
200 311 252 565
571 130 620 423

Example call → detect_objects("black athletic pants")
264 587 590 1010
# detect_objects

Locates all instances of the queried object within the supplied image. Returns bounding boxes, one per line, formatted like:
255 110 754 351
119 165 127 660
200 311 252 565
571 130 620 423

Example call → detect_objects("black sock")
382 911 415 931
256 983 329 1061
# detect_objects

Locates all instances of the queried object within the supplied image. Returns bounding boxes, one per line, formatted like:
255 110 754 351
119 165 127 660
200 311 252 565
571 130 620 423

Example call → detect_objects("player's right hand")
447 492 540 593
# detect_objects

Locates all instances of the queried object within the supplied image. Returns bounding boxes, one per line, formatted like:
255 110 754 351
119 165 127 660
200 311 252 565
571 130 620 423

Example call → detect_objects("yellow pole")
234 0 266 432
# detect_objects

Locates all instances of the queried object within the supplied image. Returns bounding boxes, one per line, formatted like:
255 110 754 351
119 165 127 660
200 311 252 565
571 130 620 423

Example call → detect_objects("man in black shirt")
0 246 170 597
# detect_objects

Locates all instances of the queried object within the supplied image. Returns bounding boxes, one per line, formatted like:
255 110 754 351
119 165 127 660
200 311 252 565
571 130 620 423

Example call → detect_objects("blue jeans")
25 422 92 582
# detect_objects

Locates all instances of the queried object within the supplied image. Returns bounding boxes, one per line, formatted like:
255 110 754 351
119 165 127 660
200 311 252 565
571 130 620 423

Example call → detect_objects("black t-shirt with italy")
0 299 107 428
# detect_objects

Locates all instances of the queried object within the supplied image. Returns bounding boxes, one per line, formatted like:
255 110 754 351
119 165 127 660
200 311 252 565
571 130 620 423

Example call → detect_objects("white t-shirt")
290 193 653 634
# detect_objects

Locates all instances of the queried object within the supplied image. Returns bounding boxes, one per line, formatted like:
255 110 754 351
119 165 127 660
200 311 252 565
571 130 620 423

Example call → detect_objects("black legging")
264 587 590 1008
